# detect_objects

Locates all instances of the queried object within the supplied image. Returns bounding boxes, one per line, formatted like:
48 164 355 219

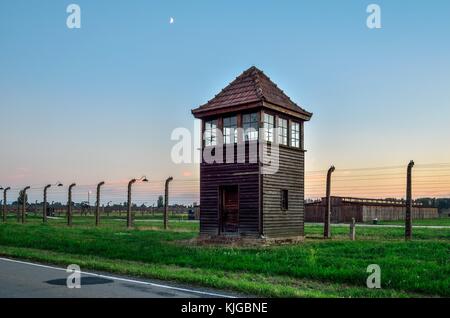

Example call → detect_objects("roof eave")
192 100 313 121
262 101 313 121
191 100 263 119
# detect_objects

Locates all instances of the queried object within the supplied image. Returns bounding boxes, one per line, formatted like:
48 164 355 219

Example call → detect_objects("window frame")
242 112 259 142
263 113 275 142
290 121 300 148
281 189 289 211
204 119 218 147
277 117 288 146
223 116 238 144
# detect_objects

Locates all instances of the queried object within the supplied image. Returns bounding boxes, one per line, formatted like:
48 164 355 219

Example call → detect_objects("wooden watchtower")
192 66 312 240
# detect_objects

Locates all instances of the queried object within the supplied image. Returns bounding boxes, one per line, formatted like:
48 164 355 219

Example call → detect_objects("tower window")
223 116 237 144
243 113 259 141
277 118 288 145
263 113 274 142
204 120 217 146
281 189 289 210
291 122 300 148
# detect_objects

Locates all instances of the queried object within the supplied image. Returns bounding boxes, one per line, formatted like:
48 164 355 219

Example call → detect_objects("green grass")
306 223 450 241
374 218 450 226
0 213 449 298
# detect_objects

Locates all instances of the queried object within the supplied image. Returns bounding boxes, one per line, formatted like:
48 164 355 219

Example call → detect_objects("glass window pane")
281 189 289 210
277 118 287 145
263 114 274 142
204 119 217 146
290 122 300 148
223 116 237 144
243 113 259 141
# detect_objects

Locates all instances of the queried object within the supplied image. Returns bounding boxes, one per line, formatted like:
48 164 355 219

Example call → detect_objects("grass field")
0 213 448 298
375 218 450 226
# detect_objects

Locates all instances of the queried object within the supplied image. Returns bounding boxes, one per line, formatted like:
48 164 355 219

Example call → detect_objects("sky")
1 0 450 204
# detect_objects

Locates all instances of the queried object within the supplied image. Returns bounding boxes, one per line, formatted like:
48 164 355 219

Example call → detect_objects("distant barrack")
308 196 424 207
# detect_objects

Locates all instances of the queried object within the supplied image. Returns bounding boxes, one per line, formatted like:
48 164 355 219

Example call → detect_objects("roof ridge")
251 67 265 100
192 66 312 120
203 67 258 107
256 68 305 111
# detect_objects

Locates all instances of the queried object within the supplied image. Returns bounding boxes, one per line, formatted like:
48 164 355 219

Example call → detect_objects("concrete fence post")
95 182 105 226
324 166 335 239
43 185 51 223
164 177 173 230
67 183 76 226
127 179 137 229
349 217 356 241
2 187 10 222
21 186 31 224
405 160 414 240
44 183 62 223
126 176 148 229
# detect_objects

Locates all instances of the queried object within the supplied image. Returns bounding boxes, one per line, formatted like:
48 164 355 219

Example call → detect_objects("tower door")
220 186 239 234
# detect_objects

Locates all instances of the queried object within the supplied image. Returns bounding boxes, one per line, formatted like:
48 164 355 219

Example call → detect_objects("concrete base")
189 234 305 246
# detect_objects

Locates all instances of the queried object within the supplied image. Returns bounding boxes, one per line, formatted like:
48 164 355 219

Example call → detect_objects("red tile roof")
192 66 312 119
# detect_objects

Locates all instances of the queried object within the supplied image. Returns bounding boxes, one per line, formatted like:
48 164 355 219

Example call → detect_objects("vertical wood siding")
200 143 261 236
262 145 305 238
305 204 438 222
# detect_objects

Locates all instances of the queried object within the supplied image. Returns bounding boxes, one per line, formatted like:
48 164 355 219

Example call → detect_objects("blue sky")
1 0 450 203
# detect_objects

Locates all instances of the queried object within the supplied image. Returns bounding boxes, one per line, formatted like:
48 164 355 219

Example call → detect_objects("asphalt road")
0 258 236 298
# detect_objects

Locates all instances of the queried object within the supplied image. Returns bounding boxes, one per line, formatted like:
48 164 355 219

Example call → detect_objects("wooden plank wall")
305 204 439 222
262 145 305 238
362 206 439 221
199 143 260 236
304 205 363 223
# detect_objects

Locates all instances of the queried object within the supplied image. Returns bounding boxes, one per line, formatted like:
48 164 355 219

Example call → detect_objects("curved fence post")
324 166 335 239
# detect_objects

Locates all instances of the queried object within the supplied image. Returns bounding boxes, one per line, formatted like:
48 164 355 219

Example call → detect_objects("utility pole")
95 182 105 226
21 186 31 224
67 183 76 226
324 166 335 239
164 177 173 230
405 160 414 240
2 187 9 222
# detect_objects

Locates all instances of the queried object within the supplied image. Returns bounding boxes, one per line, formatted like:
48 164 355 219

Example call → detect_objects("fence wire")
2 163 450 207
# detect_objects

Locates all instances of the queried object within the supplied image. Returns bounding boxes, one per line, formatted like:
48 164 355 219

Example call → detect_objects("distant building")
192 67 312 239
305 196 439 223
440 208 450 217
188 205 200 220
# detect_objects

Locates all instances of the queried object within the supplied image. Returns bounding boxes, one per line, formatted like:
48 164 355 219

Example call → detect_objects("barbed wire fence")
305 163 450 200
1 162 449 230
